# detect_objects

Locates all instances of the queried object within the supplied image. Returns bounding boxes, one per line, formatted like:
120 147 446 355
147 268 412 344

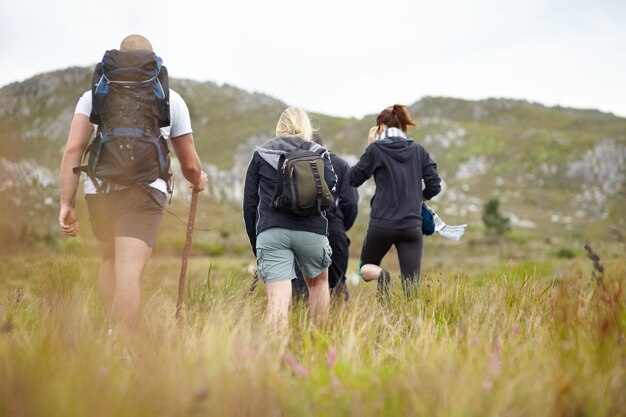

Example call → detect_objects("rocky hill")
1 67 624 249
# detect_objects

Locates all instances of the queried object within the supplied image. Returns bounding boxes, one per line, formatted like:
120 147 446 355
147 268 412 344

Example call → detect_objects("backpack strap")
271 153 287 209
72 139 105 191
71 132 112 193
309 157 324 213
305 141 328 156
103 128 153 137
295 142 327 214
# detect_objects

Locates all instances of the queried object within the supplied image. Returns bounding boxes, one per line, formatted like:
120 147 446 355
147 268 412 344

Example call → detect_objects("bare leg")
265 280 292 331
111 236 152 330
360 264 383 282
361 263 390 302
97 241 116 319
304 268 330 320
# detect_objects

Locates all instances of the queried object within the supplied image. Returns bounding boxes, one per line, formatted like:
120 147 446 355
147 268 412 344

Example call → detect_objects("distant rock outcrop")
1 68 625 245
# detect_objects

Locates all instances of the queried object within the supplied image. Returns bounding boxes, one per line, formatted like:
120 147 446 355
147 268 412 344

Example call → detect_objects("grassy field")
0 248 624 417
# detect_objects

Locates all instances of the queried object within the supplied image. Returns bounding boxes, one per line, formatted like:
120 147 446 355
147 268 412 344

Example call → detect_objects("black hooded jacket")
348 134 441 229
243 136 337 253
326 152 358 233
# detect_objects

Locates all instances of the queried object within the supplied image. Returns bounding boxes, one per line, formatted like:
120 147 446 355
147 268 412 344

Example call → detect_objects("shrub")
192 241 225 257
556 247 576 259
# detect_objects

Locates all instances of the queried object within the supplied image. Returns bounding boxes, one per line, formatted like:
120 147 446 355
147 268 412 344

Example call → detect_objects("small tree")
482 197 510 259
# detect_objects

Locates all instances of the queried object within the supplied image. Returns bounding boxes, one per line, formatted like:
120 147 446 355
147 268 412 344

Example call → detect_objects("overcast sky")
1 0 625 118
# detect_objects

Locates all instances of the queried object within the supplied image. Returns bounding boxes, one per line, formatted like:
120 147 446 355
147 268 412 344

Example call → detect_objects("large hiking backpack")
74 49 172 192
272 145 334 216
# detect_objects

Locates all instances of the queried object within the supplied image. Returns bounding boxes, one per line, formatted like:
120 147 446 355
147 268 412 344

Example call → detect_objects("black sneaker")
376 269 391 303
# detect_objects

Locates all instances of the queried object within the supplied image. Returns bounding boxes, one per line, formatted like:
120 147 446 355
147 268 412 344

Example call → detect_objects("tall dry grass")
0 255 624 417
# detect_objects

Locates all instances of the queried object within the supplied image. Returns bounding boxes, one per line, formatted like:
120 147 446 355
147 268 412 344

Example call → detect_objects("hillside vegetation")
0 68 624 417
0 67 624 255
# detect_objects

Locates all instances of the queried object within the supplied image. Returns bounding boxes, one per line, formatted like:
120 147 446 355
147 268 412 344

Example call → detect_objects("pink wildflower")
493 337 503 356
490 337 503 376
237 347 254 360
282 352 308 378
326 346 338 368
489 353 501 376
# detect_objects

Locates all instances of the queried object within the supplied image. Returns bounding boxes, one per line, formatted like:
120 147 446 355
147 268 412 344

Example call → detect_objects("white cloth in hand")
432 212 467 241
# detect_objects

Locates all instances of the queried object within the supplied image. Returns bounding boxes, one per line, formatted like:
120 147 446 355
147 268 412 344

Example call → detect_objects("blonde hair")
275 107 314 140
119 34 153 52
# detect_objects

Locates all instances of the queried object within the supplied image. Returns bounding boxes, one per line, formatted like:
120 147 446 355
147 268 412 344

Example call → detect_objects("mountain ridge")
0 66 624 249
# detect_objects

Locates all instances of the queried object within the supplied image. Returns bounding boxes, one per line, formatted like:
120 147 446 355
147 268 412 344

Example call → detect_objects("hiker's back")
92 49 170 128
78 49 172 191
244 135 337 245
59 34 209 332
272 145 334 216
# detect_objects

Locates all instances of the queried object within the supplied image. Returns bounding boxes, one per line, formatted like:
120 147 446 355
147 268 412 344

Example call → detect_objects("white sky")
1 0 625 118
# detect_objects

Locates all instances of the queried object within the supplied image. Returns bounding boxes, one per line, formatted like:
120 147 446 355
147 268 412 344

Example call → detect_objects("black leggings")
360 225 424 286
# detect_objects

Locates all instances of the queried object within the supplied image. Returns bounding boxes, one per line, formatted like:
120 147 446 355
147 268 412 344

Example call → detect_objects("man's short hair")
119 34 153 52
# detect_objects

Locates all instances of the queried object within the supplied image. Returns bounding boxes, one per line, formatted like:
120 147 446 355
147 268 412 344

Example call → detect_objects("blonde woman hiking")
243 108 337 329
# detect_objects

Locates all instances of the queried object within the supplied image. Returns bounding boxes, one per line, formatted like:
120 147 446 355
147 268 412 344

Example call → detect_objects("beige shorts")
85 186 166 248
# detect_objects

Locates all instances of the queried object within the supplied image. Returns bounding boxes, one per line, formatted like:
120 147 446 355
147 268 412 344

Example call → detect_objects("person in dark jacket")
292 133 359 302
243 108 337 329
348 104 441 299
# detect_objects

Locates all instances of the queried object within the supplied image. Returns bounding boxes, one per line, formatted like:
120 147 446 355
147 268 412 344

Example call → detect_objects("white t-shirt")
74 89 193 194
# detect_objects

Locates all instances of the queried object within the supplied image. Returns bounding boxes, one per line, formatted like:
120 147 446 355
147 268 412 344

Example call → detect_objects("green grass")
0 253 624 417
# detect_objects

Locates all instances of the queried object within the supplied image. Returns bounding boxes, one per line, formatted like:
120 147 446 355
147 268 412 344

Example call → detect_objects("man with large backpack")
59 34 208 331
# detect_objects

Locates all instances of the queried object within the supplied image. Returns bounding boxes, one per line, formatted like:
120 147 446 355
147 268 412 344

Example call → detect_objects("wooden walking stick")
176 189 199 323
244 269 260 299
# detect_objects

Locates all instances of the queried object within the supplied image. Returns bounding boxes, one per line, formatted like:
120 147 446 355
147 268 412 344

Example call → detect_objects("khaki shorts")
85 186 166 248
256 227 332 284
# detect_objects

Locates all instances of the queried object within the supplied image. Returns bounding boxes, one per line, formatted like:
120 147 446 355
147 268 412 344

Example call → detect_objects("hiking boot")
376 269 391 303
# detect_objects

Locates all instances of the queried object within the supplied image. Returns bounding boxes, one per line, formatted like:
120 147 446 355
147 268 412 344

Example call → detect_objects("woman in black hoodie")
348 105 441 299
243 108 337 328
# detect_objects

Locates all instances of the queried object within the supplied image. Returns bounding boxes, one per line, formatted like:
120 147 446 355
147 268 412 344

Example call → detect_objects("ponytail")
376 104 417 133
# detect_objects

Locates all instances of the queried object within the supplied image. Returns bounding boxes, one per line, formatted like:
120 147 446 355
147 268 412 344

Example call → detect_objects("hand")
367 126 380 145
59 205 79 237
190 170 208 192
